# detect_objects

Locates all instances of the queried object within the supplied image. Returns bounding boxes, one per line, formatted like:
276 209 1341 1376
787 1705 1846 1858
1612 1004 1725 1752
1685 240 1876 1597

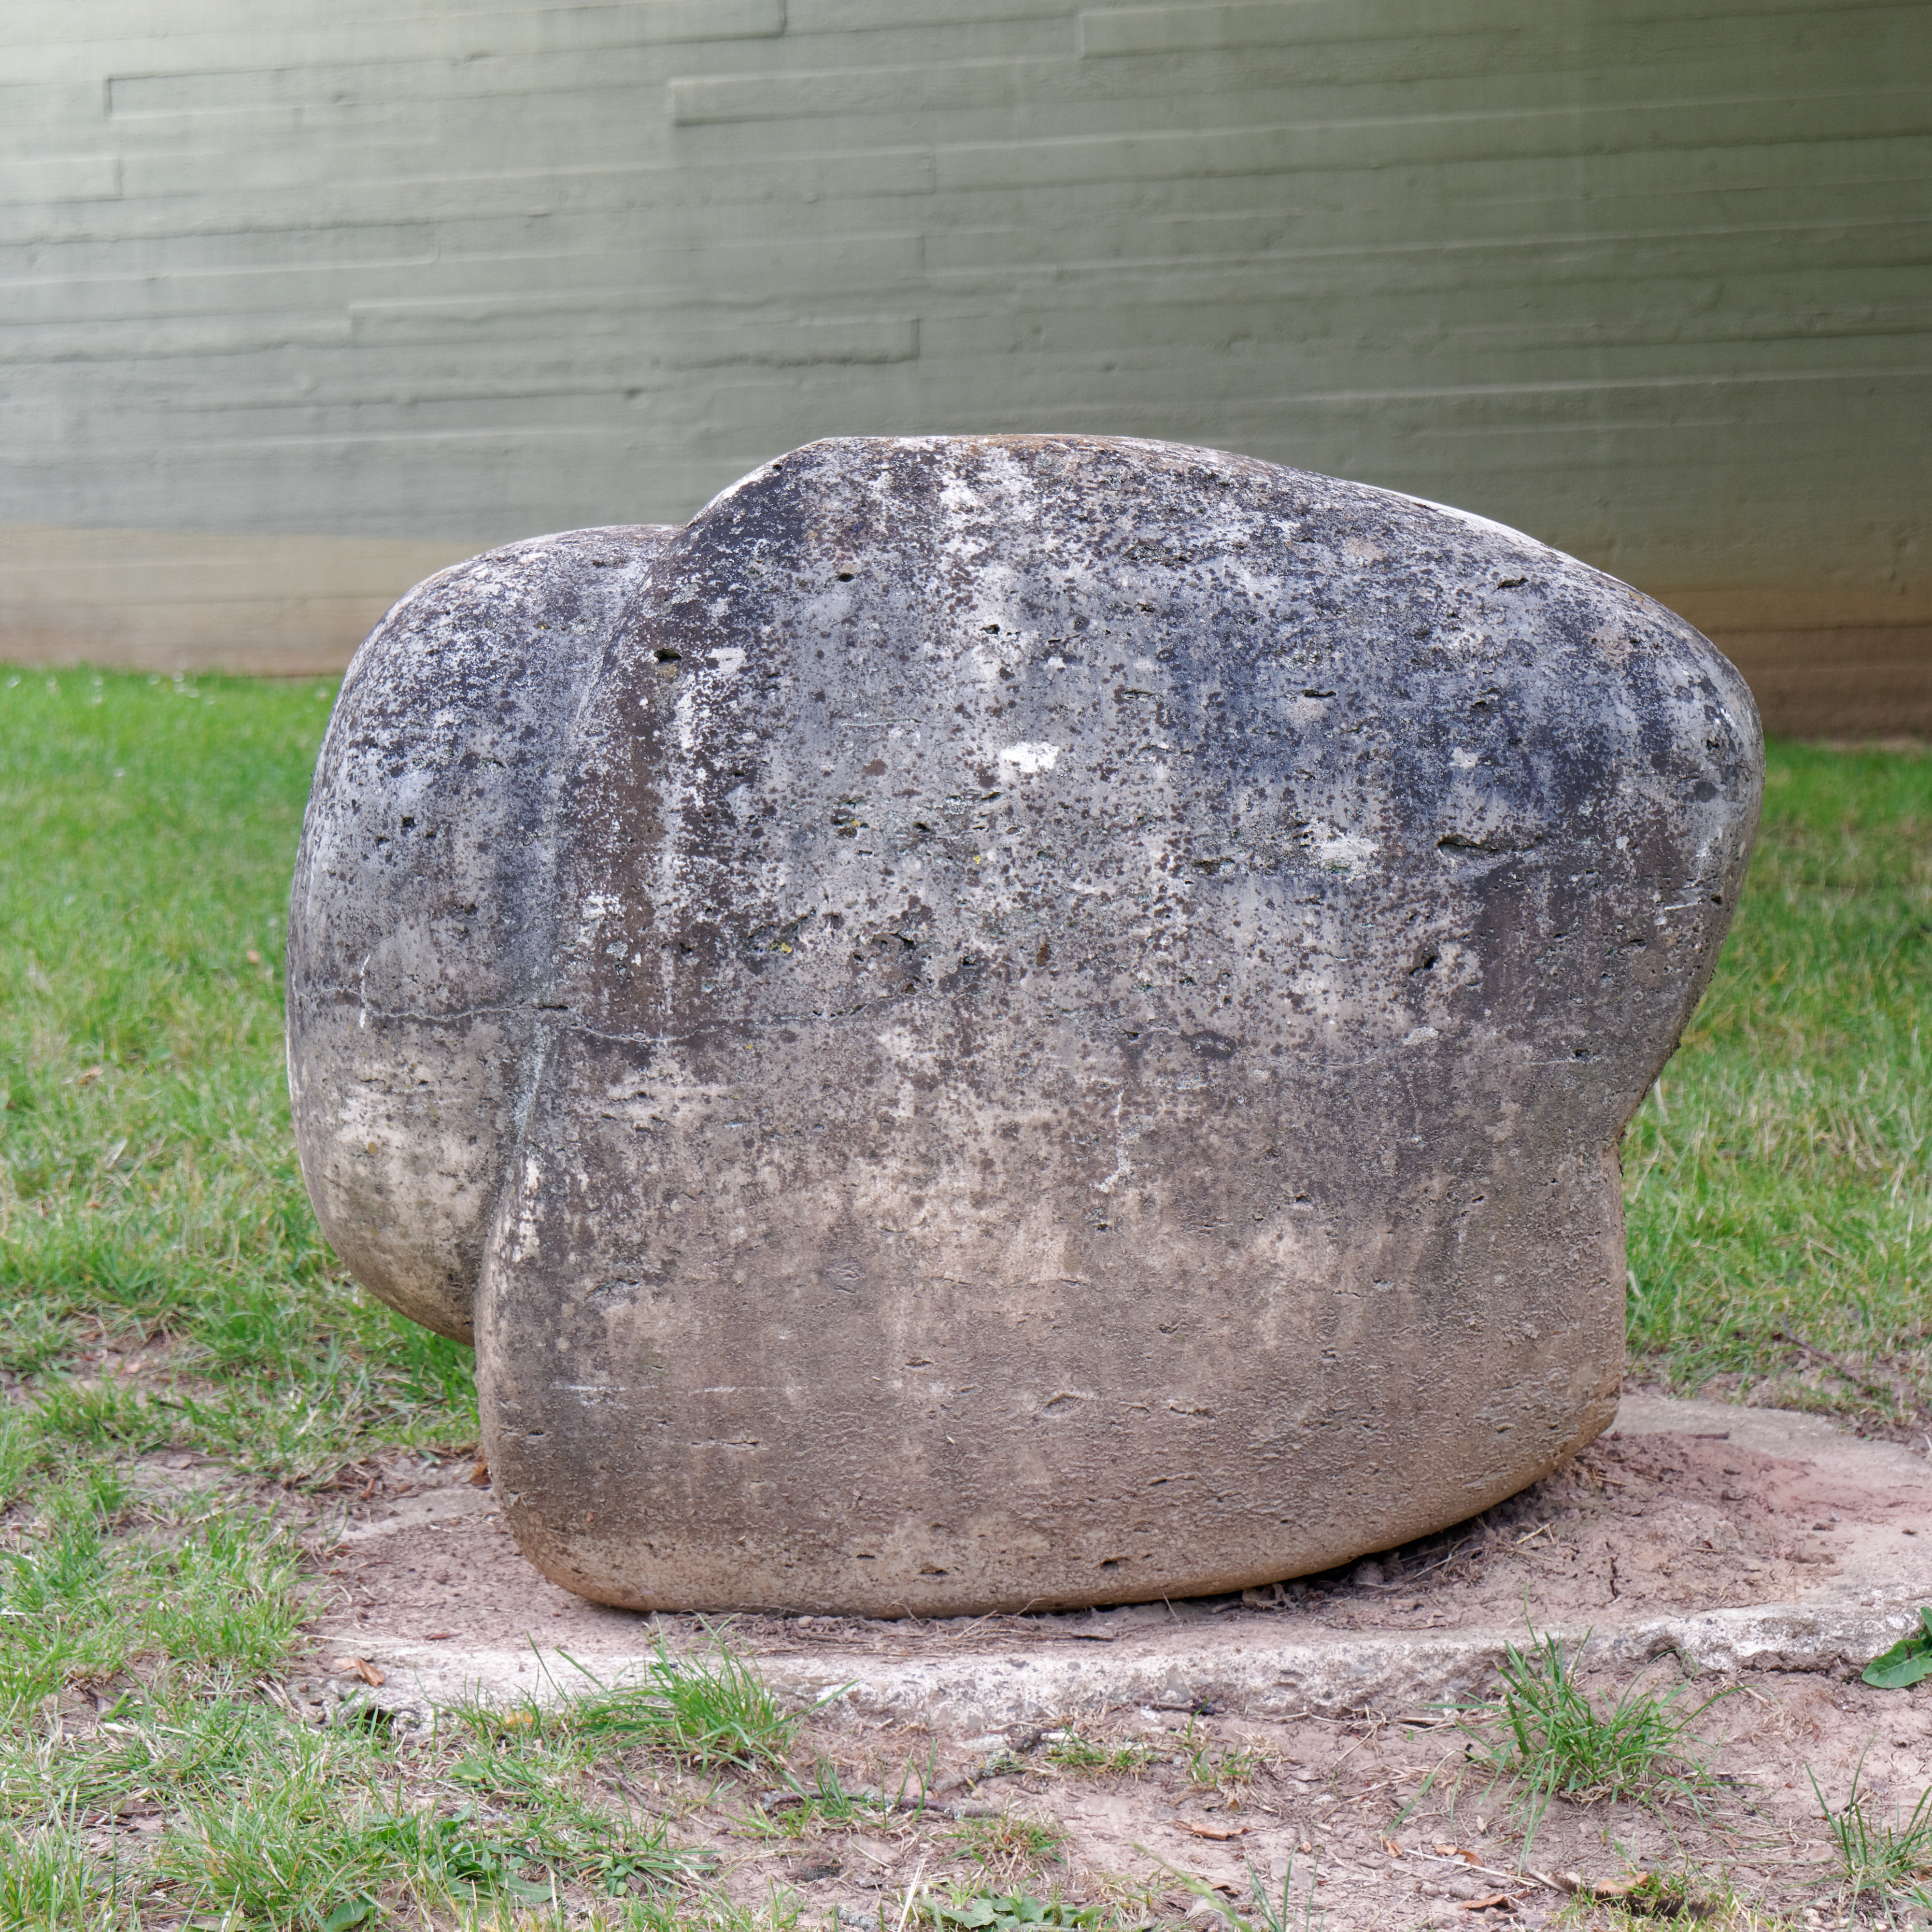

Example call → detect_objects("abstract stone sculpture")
288 436 1762 1617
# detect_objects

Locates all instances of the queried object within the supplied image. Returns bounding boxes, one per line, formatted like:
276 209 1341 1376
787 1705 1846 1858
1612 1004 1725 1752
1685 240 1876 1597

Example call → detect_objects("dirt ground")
541 1668 1928 1931
270 1399 1932 1927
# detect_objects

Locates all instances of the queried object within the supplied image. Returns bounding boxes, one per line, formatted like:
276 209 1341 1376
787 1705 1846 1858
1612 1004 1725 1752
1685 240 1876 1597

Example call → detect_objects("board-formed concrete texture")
1 2 1927 724
288 434 1762 1616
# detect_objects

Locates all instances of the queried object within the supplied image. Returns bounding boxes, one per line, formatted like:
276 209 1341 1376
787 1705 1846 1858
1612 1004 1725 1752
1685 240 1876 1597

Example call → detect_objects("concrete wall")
1 0 1926 728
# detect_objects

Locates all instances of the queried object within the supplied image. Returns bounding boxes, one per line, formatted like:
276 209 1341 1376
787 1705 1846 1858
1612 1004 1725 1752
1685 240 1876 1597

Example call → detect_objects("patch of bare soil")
689 1673 1932 1931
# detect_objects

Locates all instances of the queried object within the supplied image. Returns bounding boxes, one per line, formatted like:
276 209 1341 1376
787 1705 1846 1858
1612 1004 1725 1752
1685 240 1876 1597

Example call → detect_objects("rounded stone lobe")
287 437 1762 1614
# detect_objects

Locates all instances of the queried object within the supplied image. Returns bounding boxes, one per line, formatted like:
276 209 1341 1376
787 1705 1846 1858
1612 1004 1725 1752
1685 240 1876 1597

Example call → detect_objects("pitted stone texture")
288 436 1762 1616
287 525 675 1341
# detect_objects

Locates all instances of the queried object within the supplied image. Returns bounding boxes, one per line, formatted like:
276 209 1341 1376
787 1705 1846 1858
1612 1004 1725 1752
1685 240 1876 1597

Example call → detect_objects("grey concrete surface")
290 433 1761 1617
3 3 1927 725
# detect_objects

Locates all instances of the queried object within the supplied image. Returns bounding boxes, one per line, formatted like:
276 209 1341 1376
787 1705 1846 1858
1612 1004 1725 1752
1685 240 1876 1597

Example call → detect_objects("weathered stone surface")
287 524 674 1341
288 435 1762 1617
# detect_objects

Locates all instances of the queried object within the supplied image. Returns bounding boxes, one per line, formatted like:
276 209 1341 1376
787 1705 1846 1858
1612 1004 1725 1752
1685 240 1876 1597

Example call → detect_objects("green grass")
0 667 476 1492
1809 1750 1932 1912
1136 1853 1323 1932
1042 1733 1158 1778
3 667 1931 1924
1623 741 1932 1421
458 1644 807 1778
1447 1628 1730 1846
944 1813 1070 1882
0 1676 705 1929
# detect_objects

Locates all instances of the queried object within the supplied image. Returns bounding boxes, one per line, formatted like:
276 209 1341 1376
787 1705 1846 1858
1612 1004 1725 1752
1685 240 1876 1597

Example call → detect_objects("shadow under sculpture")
286 434 1762 1618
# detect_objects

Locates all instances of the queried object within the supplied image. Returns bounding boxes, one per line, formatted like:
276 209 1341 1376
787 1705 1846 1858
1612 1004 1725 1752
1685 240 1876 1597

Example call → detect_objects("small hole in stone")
654 648 682 663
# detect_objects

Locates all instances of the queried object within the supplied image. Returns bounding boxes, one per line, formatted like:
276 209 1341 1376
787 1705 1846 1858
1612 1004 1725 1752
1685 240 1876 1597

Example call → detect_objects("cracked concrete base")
318 1396 1932 1731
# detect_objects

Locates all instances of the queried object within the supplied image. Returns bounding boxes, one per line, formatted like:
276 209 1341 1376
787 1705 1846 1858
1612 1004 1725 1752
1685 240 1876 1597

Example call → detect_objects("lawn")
0 666 1927 1929
1623 742 1932 1428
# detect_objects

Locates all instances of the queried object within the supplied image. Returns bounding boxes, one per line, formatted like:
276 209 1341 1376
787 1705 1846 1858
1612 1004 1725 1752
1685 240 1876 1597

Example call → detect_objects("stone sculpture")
287 435 1762 1616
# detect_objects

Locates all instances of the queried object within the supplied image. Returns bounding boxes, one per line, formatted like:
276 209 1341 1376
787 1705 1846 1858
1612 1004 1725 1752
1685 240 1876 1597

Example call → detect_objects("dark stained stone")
287 436 1762 1616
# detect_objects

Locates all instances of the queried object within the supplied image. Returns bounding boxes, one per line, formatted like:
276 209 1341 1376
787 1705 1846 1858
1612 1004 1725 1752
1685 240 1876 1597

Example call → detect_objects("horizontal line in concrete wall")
19 61 1914 167
0 85 102 139
0 590 393 633
912 272 1932 338
617 381 1932 464
1661 588 1932 632
923 208 1932 277
917 220 1932 304
784 0 1080 31
0 308 917 369
475 177 1929 269
37 129 1911 251
0 222 442 285
0 155 120 206
21 270 1920 382
0 257 444 327
113 147 939 217
1203 364 1932 412
1080 2 1496 58
918 135 1932 225
906 191 1932 282
47 355 1917 450
0 315 355 360
15 0 779 46
0 156 938 250
1718 665 1932 734
0 609 394 679
22 2 784 95
20 367 1919 469
17 341 1917 440
103 40 792 123
0 456 764 540
685 425 1931 483
0 526 477 603
347 259 921 330
0 149 1913 271
25 279 1918 395
669 57 1059 125
931 90 1932 192
910 303 1932 375
1702 625 1932 671
107 49 694 120
359 312 921 369
660 67 1932 165
1075 0 1922 59
6 309 860 363
668 29 1926 128
8 368 1918 471
0 234 922 329
1063 33 1932 104
0 467 1903 558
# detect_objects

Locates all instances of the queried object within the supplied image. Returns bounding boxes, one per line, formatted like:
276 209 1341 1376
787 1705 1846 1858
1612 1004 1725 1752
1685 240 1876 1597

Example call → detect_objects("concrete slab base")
317 1396 1932 1732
